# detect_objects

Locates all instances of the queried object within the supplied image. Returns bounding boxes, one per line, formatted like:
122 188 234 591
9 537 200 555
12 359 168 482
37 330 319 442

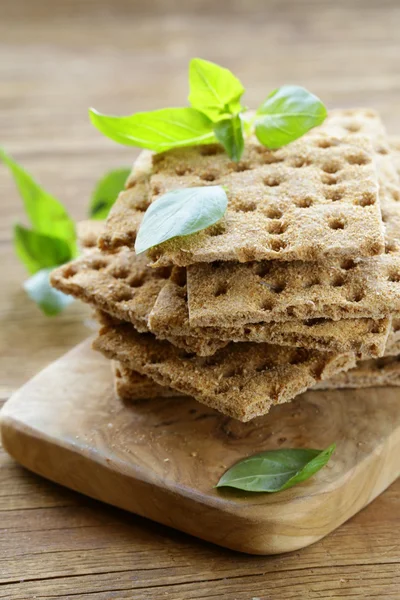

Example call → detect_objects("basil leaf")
188 58 245 121
89 107 216 152
1 148 76 250
24 268 74 316
216 443 336 493
14 224 73 275
214 114 245 162
255 85 327 149
89 167 131 220
135 186 228 254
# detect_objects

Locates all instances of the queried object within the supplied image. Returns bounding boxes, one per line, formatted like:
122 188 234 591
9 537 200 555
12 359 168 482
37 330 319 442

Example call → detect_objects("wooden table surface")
1 1 400 598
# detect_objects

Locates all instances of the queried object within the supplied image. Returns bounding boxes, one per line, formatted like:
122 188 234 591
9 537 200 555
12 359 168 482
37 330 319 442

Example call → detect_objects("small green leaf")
135 186 228 254
89 168 131 220
14 224 73 275
1 148 76 250
216 443 336 493
24 268 74 316
89 107 216 152
214 114 245 162
255 85 327 149
188 58 245 121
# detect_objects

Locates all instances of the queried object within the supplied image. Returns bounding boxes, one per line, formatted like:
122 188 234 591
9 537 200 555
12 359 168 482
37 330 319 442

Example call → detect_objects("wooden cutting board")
1 339 399 555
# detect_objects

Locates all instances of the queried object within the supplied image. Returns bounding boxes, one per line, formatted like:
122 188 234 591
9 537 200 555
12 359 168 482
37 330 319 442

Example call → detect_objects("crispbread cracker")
76 220 105 252
115 354 400 399
50 248 165 332
50 250 228 356
187 116 400 326
149 274 390 357
93 324 356 421
113 361 182 400
99 132 384 265
314 355 400 390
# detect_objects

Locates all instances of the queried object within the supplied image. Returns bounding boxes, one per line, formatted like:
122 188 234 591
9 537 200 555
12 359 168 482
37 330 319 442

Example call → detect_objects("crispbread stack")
51 111 400 422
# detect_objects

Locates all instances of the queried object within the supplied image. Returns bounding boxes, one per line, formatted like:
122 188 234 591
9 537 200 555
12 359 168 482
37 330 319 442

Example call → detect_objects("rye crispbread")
76 220 105 252
99 131 383 265
54 232 391 358
50 249 228 356
187 114 400 326
113 361 182 400
93 324 356 421
149 274 390 357
314 355 400 390
115 354 400 401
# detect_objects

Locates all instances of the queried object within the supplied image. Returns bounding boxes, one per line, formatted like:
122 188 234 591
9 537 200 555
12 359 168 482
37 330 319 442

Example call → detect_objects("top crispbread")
99 128 384 264
187 117 400 326
93 324 356 421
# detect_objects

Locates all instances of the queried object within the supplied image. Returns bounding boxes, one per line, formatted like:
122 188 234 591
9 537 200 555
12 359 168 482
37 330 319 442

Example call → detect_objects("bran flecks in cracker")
113 361 183 401
93 324 356 422
73 219 391 358
99 133 384 265
115 354 400 399
50 249 228 356
314 355 400 390
187 117 400 326
149 274 390 357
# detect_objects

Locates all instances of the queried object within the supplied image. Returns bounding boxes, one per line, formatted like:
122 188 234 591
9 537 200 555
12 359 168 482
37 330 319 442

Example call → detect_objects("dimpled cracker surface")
314 355 400 390
99 133 384 264
99 151 153 251
187 121 400 326
149 274 390 357
50 248 167 333
50 250 228 357
93 324 356 421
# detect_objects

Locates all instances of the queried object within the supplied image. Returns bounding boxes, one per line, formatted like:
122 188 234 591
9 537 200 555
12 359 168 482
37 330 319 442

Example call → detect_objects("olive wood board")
1 339 399 555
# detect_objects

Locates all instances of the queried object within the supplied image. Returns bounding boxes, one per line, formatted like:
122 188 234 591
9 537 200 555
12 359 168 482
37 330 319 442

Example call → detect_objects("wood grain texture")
2 339 400 556
1 0 400 596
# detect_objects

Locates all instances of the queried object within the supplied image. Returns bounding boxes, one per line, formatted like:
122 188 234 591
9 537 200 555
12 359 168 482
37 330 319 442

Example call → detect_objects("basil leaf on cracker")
135 186 228 254
214 114 245 162
255 85 327 149
89 107 216 152
188 57 245 121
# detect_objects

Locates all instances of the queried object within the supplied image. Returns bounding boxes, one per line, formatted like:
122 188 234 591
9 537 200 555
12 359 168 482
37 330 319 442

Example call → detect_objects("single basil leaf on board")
1 148 76 250
135 186 228 254
14 224 73 275
216 443 336 493
188 58 245 121
24 267 74 316
214 114 245 162
89 107 216 152
89 167 131 220
255 85 327 149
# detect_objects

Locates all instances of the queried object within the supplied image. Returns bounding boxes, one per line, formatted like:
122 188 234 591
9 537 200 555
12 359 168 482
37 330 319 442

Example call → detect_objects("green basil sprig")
135 186 227 254
1 148 77 315
90 58 326 162
89 167 131 219
89 107 216 153
188 57 244 121
255 85 327 149
2 149 129 315
216 443 336 493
